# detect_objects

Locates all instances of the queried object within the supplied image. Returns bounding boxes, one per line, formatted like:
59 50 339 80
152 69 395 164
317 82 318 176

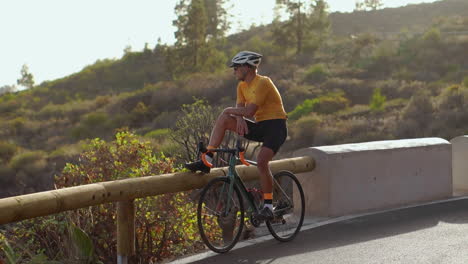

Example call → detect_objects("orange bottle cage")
201 152 214 168
239 152 250 166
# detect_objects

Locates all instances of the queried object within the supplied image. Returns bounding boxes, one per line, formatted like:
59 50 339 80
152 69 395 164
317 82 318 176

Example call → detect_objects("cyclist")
185 51 288 221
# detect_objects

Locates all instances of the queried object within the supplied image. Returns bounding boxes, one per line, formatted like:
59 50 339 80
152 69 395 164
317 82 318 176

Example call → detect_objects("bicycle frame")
222 153 259 218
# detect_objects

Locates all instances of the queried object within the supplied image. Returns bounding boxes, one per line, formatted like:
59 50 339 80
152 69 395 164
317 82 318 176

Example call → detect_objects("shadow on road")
182 198 468 263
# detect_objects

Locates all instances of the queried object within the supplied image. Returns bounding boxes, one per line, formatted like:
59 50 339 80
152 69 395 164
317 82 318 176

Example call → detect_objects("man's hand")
236 116 249 136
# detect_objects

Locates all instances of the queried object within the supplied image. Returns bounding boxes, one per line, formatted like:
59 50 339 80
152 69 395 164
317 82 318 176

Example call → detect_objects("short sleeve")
254 78 273 106
236 83 246 105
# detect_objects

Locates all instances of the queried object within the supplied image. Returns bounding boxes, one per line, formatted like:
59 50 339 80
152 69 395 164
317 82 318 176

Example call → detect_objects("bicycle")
195 140 305 253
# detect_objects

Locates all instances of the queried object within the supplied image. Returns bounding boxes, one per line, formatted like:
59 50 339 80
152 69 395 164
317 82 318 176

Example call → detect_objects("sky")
0 0 438 88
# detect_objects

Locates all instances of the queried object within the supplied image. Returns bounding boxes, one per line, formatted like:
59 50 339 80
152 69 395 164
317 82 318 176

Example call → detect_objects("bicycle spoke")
197 177 244 253
267 171 305 242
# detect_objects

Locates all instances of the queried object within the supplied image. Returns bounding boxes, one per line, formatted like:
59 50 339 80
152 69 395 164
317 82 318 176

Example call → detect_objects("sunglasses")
233 64 246 71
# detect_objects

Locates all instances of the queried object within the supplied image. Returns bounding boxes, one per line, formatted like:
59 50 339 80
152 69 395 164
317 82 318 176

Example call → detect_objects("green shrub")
144 128 171 140
370 88 386 112
71 112 113 140
373 40 397 59
399 80 426 98
438 84 464 111
402 91 434 121
0 141 17 164
322 78 372 105
397 91 434 138
37 101 95 121
289 92 350 120
309 117 391 146
129 101 151 125
151 111 180 129
0 100 20 115
9 151 47 174
314 93 350 114
7 150 49 190
83 112 108 127
94 95 111 108
58 130 199 263
289 99 316 120
282 84 318 111
49 143 84 160
463 76 468 88
0 165 15 185
289 114 322 147
422 27 441 46
303 64 329 84
37 103 65 119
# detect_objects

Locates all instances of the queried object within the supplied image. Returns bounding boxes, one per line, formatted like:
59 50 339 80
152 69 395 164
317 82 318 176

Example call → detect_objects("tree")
308 0 330 50
274 0 308 55
123 44 132 56
366 0 384 10
355 1 365 11
274 0 330 56
204 0 230 40
16 64 35 89
172 0 230 74
175 0 208 68
0 84 17 95
355 0 384 11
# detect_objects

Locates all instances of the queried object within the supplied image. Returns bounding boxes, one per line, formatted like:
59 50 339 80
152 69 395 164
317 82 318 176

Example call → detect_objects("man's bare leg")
256 146 275 220
208 112 238 148
257 147 275 193
185 112 239 173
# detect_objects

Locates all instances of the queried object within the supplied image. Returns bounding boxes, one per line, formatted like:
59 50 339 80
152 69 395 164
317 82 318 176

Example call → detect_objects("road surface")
174 198 468 264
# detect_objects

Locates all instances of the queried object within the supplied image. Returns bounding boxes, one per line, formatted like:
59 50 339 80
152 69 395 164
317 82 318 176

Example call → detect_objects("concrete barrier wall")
451 136 468 194
294 138 452 217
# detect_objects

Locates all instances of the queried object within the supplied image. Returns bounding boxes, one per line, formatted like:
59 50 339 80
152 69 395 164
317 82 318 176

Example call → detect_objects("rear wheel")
197 177 244 253
266 171 305 242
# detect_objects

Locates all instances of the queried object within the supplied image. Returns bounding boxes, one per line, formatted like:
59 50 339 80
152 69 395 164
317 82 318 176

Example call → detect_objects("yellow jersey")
236 75 287 122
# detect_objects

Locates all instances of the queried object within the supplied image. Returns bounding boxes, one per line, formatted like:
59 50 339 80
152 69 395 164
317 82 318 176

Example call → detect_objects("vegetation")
1 131 201 263
369 88 386 112
273 0 330 56
355 0 384 11
1 0 468 262
16 64 35 90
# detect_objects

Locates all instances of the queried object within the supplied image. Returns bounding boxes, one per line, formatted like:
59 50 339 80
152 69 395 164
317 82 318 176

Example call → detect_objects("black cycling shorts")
244 119 288 154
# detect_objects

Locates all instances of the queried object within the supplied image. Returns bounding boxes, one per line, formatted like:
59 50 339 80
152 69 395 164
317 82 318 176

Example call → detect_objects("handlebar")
198 141 251 168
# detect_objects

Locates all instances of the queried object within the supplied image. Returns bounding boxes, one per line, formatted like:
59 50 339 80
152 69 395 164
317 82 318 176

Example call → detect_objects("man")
185 51 288 221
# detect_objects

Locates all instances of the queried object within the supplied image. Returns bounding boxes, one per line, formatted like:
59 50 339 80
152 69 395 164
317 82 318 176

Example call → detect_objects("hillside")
330 0 468 35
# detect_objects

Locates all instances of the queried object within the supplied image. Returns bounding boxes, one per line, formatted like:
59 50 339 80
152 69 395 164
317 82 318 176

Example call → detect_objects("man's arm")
229 103 254 136
224 103 258 118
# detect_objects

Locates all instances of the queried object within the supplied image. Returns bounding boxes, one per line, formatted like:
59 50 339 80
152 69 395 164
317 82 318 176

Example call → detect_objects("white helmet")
229 51 262 67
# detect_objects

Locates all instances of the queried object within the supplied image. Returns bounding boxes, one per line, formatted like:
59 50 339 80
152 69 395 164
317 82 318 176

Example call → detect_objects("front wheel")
266 171 305 242
197 177 244 253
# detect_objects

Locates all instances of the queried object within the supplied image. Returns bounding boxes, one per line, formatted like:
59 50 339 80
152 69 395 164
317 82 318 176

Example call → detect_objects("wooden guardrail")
0 156 315 263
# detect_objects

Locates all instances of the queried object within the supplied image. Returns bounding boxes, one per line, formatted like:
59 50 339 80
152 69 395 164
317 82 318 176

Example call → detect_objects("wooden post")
117 200 135 264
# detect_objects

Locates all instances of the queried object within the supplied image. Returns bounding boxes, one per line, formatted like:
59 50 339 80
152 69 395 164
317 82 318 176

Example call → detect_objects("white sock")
264 203 273 210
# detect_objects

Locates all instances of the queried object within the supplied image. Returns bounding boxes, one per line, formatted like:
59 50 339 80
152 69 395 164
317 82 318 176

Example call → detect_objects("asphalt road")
174 198 468 264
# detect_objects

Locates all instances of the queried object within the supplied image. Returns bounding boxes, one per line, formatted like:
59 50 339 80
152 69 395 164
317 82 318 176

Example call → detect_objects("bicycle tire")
197 177 244 253
266 170 305 242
